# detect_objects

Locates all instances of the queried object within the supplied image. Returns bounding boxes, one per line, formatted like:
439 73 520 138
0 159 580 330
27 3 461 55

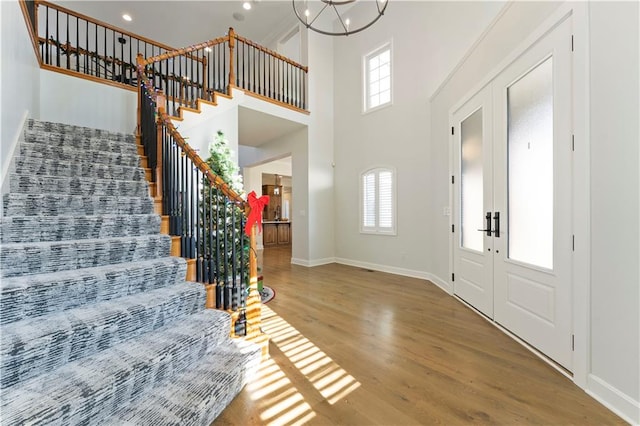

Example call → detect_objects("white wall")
1 0 41 201
39 70 136 134
305 29 335 265
176 104 239 167
587 1 639 420
430 1 639 422
332 1 505 280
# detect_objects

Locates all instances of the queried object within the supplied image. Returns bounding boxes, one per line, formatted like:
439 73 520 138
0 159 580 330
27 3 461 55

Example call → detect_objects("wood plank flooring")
215 246 623 425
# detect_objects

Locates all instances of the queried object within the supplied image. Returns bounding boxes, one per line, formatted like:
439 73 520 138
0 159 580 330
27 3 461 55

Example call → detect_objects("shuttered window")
361 168 396 235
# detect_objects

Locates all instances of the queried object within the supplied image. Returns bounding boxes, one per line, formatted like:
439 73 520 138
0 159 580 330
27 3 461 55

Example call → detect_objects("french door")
452 17 573 370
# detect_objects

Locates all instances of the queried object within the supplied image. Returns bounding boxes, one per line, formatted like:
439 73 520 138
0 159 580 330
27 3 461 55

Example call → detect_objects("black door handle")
493 212 500 238
477 211 492 236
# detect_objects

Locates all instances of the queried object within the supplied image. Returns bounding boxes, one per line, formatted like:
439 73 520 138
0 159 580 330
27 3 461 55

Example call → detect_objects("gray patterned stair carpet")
0 119 261 425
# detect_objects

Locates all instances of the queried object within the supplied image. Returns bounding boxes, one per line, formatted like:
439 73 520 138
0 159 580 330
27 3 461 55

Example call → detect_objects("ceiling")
54 1 299 48
238 107 306 147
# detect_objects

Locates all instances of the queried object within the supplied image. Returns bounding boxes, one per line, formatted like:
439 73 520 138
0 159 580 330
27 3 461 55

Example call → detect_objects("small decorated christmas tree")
198 130 249 317
206 130 243 194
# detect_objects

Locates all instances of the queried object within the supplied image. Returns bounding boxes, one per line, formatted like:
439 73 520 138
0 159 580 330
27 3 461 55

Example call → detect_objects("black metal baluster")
172 57 176 114
75 16 79 72
231 205 237 310
162 127 169 216
128 35 132 84
208 184 214 284
55 9 60 66
240 214 247 310
186 157 192 258
269 55 273 98
286 62 290 104
197 50 202 100
190 54 195 106
65 13 69 69
215 189 222 308
252 46 257 92
223 199 230 310
178 54 183 108
191 161 196 258
94 24 99 77
172 137 179 235
44 6 50 64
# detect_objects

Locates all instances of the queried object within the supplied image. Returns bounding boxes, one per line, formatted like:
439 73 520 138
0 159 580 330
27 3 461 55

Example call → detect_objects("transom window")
361 168 396 235
364 43 392 112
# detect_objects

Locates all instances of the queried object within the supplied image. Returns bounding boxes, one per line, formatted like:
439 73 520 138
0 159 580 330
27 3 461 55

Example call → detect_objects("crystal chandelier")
292 0 388 36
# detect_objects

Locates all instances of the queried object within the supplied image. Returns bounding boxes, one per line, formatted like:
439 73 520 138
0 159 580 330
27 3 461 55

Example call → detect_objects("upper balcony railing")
26 1 308 114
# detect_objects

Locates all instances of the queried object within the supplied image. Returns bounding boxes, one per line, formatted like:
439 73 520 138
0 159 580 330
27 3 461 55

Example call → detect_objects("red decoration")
245 191 270 236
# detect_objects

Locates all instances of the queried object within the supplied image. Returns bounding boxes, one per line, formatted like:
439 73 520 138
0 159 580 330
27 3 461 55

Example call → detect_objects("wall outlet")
443 207 451 216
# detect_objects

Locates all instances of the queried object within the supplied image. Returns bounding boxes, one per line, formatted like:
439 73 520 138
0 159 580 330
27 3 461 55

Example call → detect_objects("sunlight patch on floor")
244 305 361 425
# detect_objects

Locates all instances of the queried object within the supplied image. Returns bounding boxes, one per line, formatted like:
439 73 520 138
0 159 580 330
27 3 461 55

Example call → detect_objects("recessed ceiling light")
122 14 132 22
242 2 252 10
204 47 212 52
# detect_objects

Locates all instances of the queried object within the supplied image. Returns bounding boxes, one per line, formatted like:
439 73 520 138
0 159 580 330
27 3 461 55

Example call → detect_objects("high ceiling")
54 1 299 48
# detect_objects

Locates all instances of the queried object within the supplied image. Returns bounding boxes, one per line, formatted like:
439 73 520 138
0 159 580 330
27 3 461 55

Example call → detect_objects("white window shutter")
360 168 395 235
363 173 376 228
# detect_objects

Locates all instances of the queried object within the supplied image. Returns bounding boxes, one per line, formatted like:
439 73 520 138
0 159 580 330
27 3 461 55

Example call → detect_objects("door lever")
493 211 500 238
477 211 492 237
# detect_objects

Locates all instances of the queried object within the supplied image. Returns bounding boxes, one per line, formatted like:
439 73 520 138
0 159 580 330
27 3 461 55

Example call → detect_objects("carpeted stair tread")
3 193 154 216
26 119 135 144
0 214 161 243
1 257 187 325
0 309 239 425
19 141 141 168
23 129 138 155
13 155 147 181
111 341 261 425
1 283 205 388
0 234 172 278
9 173 149 197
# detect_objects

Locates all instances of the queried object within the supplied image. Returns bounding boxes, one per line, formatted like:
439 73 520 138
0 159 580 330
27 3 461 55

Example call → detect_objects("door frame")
447 2 590 388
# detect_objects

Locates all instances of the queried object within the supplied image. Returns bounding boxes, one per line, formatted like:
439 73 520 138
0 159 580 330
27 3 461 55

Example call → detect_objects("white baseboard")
425 273 453 295
1 110 28 192
334 257 431 281
587 374 639 425
291 257 336 267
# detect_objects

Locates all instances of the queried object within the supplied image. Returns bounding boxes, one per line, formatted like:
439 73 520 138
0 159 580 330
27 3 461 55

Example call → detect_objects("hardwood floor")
215 246 623 425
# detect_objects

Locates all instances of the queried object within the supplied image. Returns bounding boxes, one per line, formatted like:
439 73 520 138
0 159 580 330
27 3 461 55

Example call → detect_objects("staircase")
0 119 261 424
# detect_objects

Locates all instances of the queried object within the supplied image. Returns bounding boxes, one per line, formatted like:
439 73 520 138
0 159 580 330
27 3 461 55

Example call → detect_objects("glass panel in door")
507 57 554 269
461 108 484 252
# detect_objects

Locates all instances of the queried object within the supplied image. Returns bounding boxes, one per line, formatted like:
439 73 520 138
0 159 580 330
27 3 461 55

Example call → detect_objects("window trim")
360 167 397 235
362 41 393 114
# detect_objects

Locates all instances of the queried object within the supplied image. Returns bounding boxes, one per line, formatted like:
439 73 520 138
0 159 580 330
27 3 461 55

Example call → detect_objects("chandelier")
292 0 388 36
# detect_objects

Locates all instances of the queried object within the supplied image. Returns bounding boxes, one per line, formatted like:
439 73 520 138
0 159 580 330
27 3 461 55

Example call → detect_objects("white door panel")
493 16 573 370
452 87 493 317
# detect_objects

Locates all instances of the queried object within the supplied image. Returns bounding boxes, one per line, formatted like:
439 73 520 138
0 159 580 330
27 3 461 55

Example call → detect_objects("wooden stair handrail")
136 55 246 208
141 35 230 67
